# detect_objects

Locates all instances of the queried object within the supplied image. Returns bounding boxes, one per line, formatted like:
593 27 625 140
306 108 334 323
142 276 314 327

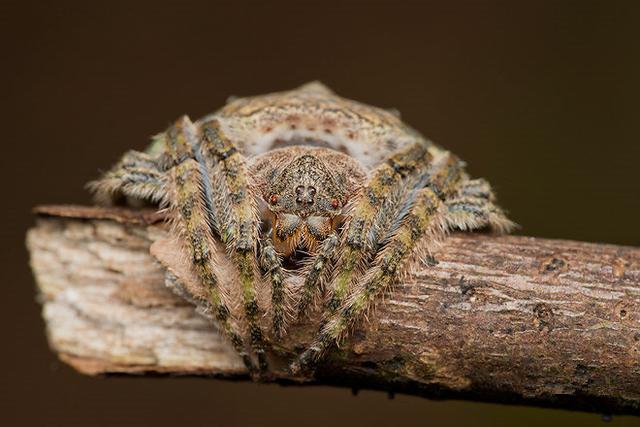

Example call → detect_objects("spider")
89 82 514 378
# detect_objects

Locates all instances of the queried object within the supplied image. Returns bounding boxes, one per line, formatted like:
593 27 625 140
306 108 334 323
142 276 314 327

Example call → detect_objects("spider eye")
269 194 279 205
331 199 340 209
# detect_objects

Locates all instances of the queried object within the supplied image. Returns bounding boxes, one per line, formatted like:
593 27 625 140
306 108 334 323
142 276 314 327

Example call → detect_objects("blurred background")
2 1 639 425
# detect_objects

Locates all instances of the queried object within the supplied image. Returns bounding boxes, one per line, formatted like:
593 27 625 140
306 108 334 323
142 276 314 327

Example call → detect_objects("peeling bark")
26 205 640 414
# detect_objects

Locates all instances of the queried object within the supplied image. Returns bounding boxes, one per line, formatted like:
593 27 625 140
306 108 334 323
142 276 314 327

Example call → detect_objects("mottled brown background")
2 1 639 426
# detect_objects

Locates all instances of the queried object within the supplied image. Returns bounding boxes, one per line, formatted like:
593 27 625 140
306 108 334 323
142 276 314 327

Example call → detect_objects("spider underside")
89 82 514 378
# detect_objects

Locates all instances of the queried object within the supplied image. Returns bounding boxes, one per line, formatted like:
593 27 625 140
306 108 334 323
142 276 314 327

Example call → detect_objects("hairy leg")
294 232 340 320
170 159 256 371
293 166 424 323
200 120 269 372
446 179 515 233
291 150 464 373
325 142 432 319
164 117 258 372
296 187 442 371
258 237 287 338
90 117 259 372
87 150 165 205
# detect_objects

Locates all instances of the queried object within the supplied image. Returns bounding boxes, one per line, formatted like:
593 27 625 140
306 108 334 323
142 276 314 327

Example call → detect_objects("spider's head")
263 154 347 255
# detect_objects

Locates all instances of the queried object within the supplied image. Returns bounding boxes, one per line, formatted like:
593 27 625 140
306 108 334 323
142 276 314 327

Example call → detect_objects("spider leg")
291 149 464 373
200 120 269 373
295 231 339 320
164 117 257 373
294 176 411 324
326 142 433 318
170 159 256 371
446 179 515 233
90 117 264 374
87 150 165 205
258 237 286 338
293 187 442 372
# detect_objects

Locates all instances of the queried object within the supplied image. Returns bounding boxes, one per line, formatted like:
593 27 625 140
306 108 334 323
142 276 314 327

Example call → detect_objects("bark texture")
26 205 640 414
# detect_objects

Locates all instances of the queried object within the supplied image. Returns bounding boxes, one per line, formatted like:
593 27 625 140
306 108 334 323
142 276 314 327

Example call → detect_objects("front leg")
324 142 433 320
162 117 261 374
294 231 339 320
258 236 286 338
200 120 269 373
169 158 257 372
291 147 463 374
292 187 443 372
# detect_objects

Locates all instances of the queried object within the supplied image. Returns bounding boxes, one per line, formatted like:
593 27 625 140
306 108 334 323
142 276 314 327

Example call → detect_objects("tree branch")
27 205 640 414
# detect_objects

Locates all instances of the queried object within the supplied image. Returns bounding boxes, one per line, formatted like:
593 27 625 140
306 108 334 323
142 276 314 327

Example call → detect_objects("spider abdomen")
205 81 429 169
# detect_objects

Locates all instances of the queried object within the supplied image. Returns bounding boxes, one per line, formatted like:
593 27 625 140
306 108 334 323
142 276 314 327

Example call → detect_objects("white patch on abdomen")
215 118 417 169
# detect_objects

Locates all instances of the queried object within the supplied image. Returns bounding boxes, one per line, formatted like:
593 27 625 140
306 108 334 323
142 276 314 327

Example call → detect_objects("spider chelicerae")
89 82 514 378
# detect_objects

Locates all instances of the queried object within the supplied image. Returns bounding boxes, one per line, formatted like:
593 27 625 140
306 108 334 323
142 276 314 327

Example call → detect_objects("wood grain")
27 205 640 414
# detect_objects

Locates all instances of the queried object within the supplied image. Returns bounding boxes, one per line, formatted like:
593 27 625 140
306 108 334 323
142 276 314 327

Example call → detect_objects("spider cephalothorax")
89 82 514 378
251 146 365 255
